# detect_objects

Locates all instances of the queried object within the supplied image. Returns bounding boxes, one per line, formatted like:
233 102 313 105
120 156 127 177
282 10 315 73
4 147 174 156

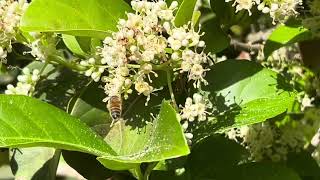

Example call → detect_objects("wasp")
107 95 122 126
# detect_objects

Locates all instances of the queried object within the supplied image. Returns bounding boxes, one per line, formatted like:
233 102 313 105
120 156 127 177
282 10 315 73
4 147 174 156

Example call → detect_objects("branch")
231 39 262 53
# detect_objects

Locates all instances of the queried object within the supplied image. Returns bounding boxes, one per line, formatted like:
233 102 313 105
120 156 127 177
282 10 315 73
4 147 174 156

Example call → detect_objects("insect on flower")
107 95 122 126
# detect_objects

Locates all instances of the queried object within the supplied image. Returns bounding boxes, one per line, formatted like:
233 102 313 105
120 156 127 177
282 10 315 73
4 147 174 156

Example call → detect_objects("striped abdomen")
108 96 122 120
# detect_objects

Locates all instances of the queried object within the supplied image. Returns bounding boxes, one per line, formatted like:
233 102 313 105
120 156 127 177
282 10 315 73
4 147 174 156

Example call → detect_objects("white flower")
190 64 205 77
169 1 179 9
180 61 192 72
134 78 153 105
29 33 58 61
198 41 205 47
0 0 28 60
168 38 182 51
171 52 180 60
301 94 314 111
81 58 106 82
135 80 153 96
181 94 209 122
0 47 7 59
142 50 155 62
5 67 40 96
227 0 302 23
232 0 254 15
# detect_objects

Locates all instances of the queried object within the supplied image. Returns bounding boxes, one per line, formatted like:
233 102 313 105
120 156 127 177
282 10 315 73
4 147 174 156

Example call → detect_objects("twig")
166 70 178 111
231 39 262 53
143 162 158 180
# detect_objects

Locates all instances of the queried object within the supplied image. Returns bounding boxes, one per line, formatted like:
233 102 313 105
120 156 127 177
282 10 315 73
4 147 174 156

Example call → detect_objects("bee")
107 95 122 126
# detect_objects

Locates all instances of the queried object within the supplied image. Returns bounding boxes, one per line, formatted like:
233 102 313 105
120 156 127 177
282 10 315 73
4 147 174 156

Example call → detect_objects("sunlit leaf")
264 25 312 58
174 0 198 27
20 0 132 39
0 95 115 157
193 60 296 142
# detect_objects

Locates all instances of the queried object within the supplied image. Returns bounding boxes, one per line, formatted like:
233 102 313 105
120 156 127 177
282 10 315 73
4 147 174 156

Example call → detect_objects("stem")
47 55 87 71
134 167 144 180
143 162 157 180
230 39 262 53
153 60 173 71
166 70 178 111
127 64 141 69
119 59 176 71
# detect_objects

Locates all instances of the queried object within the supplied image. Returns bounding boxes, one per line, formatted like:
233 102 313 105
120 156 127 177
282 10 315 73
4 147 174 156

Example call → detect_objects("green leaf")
201 17 230 53
10 148 60 180
27 61 90 110
98 101 190 170
62 151 113 179
174 0 198 27
62 34 87 56
0 95 115 157
264 25 312 58
210 0 250 29
194 60 296 141
20 0 132 39
191 10 201 26
286 151 320 179
232 162 301 180
210 0 234 25
0 149 9 167
70 83 189 170
188 135 248 179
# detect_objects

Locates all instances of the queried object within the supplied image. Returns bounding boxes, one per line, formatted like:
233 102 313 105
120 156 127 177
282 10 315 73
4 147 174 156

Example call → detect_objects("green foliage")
192 60 296 142
98 101 189 170
10 148 60 180
70 85 190 170
201 17 230 53
187 135 248 179
62 151 114 179
174 0 198 27
286 151 320 179
151 136 301 180
20 0 132 39
210 0 250 29
0 95 114 156
62 34 88 56
2 0 320 179
233 162 301 180
264 24 313 58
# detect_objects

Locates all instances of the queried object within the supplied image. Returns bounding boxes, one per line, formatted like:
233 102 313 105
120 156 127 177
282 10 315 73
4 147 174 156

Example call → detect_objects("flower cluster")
260 45 301 73
226 0 302 23
180 93 211 145
5 67 40 96
181 93 209 122
0 0 28 60
100 0 209 105
227 122 307 162
28 33 59 61
80 57 106 82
